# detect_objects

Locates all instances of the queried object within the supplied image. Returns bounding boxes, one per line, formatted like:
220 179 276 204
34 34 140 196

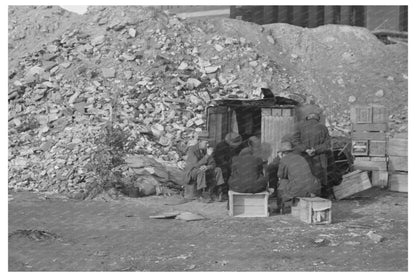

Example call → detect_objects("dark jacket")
278 152 321 199
213 141 244 180
292 119 331 169
228 148 267 193
183 144 216 185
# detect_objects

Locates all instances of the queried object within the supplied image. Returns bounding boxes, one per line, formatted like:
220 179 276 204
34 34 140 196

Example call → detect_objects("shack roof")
212 96 299 108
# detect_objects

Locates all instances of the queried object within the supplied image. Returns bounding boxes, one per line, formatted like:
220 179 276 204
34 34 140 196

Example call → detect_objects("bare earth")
8 188 407 271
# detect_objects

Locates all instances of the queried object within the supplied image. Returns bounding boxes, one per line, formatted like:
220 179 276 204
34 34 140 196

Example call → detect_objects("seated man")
277 141 321 213
183 131 225 202
228 136 268 194
212 132 244 200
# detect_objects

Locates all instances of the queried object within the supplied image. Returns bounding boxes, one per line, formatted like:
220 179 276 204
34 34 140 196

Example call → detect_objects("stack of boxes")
388 133 408 192
350 104 388 187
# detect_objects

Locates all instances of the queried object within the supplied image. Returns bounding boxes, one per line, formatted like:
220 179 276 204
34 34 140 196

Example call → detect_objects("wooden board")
371 170 388 188
389 173 408 193
228 191 269 217
352 123 388 132
352 131 386 141
353 160 387 171
334 171 372 200
388 138 408 156
388 156 408 172
369 140 387 156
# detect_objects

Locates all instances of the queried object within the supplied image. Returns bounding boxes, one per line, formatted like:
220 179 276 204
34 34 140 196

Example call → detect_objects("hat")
248 136 261 148
225 132 242 147
277 141 294 153
197 131 209 140
306 113 320 121
301 104 321 120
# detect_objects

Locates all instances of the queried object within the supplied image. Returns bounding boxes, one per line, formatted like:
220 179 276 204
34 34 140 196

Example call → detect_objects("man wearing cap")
228 136 268 194
292 107 332 198
212 132 245 200
183 131 225 202
277 141 321 213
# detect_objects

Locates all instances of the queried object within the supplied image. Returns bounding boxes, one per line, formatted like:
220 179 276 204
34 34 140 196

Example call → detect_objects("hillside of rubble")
8 6 408 198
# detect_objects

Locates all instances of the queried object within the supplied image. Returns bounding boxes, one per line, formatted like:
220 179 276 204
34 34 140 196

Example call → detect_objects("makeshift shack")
206 95 299 162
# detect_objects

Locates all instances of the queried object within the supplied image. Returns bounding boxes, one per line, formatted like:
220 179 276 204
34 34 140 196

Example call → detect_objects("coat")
183 144 216 185
277 152 321 200
292 118 331 169
212 141 244 181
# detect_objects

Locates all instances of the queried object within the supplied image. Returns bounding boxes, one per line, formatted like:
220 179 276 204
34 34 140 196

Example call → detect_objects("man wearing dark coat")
277 141 321 212
228 137 268 193
183 131 225 201
292 110 332 198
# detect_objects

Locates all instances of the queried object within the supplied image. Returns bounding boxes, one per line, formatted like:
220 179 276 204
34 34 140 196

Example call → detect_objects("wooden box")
291 197 332 224
371 170 389 188
353 157 387 171
352 140 368 156
352 123 388 132
388 136 408 157
389 172 408 193
334 170 372 200
228 191 269 217
388 156 408 172
351 106 372 123
369 140 387 156
371 105 387 123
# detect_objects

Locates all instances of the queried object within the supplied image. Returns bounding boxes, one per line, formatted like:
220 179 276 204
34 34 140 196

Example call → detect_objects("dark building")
230 6 408 32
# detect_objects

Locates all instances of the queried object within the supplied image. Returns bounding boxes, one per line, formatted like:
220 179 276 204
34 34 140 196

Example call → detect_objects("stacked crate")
350 104 388 187
388 133 408 192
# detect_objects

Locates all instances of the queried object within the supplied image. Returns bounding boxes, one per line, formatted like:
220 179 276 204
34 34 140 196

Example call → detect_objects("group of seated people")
183 130 323 213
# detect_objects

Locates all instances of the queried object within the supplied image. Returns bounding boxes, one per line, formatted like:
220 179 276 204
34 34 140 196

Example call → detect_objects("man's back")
229 149 265 192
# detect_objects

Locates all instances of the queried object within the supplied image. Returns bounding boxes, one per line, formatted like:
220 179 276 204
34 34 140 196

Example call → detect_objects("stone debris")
8 6 407 198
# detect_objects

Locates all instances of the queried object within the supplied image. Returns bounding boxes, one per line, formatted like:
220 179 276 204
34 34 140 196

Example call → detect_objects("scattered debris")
366 231 385 243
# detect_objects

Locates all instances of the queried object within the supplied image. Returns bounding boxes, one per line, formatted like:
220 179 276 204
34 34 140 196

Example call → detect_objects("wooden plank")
369 140 387 156
352 131 386 141
271 109 282 116
388 138 408 156
262 108 272 116
372 170 388 188
282 109 292 117
353 160 387 171
352 123 388 132
389 173 408 192
334 171 372 200
388 156 408 172
351 106 372 123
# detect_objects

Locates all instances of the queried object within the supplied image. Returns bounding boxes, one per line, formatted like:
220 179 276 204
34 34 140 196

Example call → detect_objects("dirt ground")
8 187 407 271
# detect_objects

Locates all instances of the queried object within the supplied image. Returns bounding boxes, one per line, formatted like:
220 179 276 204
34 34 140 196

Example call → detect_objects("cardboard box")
228 190 269 217
291 197 332 224
334 170 372 200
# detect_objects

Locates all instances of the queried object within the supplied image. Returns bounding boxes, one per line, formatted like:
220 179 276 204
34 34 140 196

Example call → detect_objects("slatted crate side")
228 191 269 217
369 140 387 156
388 138 408 157
334 171 372 200
371 170 388 187
352 131 387 141
351 106 372 123
352 123 388 132
371 104 388 123
353 160 387 171
388 156 408 172
389 172 408 192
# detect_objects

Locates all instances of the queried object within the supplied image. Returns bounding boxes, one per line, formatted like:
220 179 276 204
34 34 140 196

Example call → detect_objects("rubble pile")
8 6 302 196
8 6 407 197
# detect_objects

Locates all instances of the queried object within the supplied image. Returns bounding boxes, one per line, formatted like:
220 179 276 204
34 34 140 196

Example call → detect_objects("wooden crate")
353 157 387 171
388 136 408 157
351 106 372 123
334 170 372 200
371 170 388 188
389 172 408 193
352 140 369 156
291 197 332 224
228 191 269 217
352 123 388 132
352 131 386 141
369 140 387 156
371 105 387 123
388 156 408 172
